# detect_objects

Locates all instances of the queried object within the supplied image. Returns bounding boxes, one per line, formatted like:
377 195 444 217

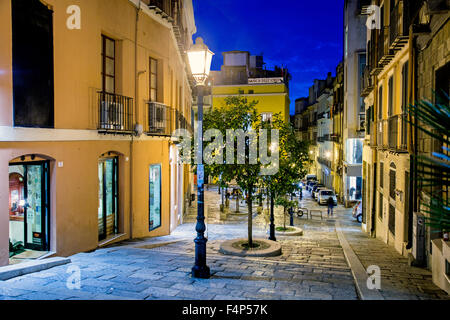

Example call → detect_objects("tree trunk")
236 194 240 213
283 207 286 230
269 191 276 241
248 194 253 247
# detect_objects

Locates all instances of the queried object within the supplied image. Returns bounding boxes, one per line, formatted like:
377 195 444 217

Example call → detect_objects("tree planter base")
219 238 282 257
276 226 303 236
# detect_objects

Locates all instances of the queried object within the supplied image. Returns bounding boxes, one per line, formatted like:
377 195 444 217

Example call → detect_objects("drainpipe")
407 29 418 250
129 0 142 239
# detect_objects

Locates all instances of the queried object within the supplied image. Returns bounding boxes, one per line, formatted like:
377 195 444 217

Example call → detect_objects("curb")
335 221 384 300
0 257 71 281
219 238 282 257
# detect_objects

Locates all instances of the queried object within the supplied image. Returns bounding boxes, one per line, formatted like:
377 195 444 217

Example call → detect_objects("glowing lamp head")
187 37 214 86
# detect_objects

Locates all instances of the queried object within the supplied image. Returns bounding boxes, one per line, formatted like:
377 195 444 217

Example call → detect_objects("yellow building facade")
0 0 196 266
210 51 290 123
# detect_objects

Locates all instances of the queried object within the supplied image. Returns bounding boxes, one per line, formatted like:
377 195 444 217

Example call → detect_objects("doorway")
9 161 50 257
98 155 119 241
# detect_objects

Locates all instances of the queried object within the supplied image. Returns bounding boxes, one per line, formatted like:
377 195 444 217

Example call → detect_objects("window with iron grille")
102 35 115 94
149 57 158 102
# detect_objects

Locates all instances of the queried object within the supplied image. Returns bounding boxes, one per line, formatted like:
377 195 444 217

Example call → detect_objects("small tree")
261 113 309 238
275 197 298 230
203 96 262 247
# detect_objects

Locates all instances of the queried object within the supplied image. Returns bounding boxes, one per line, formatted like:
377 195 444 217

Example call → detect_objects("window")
249 90 254 94
389 204 395 235
150 57 157 102
238 89 244 95
12 0 54 128
401 62 409 113
380 162 384 188
261 112 273 123
388 76 394 117
149 164 162 231
379 193 383 220
102 35 115 94
378 85 383 119
389 163 396 199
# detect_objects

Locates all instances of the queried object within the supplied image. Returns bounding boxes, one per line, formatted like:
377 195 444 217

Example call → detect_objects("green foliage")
408 93 450 232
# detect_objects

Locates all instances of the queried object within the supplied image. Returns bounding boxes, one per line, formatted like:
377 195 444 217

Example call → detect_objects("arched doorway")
98 152 120 241
9 156 51 254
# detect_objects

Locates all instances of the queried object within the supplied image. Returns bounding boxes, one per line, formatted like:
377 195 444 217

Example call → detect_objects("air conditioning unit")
149 103 166 133
412 212 426 266
100 101 124 130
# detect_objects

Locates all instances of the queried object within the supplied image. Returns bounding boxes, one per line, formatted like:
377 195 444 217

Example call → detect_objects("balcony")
378 27 395 68
98 92 134 134
389 0 409 51
148 0 174 20
377 119 388 149
147 0 187 53
146 102 173 136
369 121 376 147
361 65 374 97
175 109 193 134
358 113 366 133
317 157 332 169
388 114 408 152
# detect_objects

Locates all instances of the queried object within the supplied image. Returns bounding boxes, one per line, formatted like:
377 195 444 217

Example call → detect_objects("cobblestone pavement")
0 186 448 300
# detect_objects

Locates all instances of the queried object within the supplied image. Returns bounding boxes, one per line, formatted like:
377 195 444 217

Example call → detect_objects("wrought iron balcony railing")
377 119 388 149
378 27 395 67
98 92 134 134
388 114 408 152
389 0 410 51
361 65 374 97
146 102 173 136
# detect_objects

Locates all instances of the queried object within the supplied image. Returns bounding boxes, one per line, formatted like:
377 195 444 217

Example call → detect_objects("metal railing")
388 114 408 151
98 92 134 133
317 157 332 169
377 119 388 149
148 0 173 17
146 102 173 136
361 65 374 97
389 0 409 49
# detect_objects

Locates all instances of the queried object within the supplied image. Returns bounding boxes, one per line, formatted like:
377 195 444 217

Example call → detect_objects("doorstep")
0 257 71 281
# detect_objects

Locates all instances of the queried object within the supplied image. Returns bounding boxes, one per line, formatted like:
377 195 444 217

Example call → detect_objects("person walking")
327 196 335 217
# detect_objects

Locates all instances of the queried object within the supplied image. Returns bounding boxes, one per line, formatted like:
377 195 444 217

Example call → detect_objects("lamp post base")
192 265 211 279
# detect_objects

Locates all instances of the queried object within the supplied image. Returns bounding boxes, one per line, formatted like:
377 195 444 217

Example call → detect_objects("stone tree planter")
275 226 303 236
219 238 282 257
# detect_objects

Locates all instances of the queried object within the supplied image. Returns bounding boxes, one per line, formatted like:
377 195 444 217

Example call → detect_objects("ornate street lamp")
187 37 214 279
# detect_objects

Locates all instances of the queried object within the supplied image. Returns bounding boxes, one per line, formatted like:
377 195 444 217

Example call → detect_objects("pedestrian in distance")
327 196 335 217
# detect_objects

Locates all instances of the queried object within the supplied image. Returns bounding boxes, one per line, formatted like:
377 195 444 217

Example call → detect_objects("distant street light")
187 37 214 279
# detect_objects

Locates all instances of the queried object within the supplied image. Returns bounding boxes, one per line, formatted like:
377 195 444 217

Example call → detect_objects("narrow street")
0 187 447 300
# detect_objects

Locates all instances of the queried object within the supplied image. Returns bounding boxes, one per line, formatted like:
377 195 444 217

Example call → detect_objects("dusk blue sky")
192 0 344 115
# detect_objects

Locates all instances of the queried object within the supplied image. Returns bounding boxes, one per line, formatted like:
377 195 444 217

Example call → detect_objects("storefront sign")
248 77 284 84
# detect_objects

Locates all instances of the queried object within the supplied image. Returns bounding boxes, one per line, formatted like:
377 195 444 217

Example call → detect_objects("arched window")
389 162 396 199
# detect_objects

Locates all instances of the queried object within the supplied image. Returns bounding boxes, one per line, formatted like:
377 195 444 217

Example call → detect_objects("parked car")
305 174 317 182
318 190 338 206
311 184 325 199
314 186 327 200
